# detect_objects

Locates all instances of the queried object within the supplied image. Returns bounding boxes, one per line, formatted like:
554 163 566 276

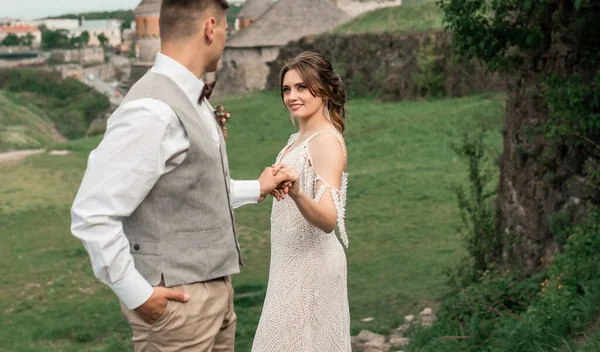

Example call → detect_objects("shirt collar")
151 52 204 105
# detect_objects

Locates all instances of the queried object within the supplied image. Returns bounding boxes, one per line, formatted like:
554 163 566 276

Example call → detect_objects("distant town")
0 0 402 103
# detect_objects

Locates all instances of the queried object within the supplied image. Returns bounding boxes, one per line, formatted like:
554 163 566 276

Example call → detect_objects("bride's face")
282 69 324 121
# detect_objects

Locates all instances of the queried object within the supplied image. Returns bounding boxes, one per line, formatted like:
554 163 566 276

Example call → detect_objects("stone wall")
50 47 105 66
0 56 45 68
137 37 161 63
266 32 503 101
214 46 281 96
50 63 116 81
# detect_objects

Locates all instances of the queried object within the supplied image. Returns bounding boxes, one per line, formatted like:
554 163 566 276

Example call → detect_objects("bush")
408 209 600 352
450 130 499 282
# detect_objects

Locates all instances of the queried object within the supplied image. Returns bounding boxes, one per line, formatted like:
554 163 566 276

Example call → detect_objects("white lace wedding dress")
251 130 351 352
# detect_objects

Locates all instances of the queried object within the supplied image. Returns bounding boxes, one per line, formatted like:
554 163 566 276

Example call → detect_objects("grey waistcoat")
120 71 242 287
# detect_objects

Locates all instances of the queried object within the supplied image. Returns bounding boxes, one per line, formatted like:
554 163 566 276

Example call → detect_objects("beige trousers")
120 276 236 352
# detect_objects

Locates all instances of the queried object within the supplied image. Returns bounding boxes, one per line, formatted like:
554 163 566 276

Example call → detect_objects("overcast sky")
1 0 142 20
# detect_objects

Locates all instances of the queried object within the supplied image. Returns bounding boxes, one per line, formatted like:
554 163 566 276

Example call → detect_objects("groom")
70 0 292 350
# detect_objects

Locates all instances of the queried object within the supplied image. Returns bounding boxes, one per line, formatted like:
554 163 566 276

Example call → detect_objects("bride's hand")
274 165 300 199
270 164 299 200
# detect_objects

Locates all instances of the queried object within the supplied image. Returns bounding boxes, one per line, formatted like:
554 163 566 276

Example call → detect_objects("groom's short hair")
159 0 230 42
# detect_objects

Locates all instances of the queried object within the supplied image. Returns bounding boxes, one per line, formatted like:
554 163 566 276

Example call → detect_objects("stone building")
0 24 42 48
234 0 402 29
31 19 80 31
125 0 403 91
72 19 122 48
234 0 275 31
130 0 162 84
217 0 349 95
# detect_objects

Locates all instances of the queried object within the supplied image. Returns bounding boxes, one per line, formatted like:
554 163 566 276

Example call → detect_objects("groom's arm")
71 99 175 310
230 167 295 207
230 179 260 208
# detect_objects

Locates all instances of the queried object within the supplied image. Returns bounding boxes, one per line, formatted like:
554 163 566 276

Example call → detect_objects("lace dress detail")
251 130 351 352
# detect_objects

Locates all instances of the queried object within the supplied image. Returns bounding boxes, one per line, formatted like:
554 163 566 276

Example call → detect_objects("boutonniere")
214 104 231 140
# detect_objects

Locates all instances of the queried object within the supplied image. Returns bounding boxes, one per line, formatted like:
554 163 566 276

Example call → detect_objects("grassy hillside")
0 92 504 351
0 90 65 151
0 69 110 147
333 0 444 34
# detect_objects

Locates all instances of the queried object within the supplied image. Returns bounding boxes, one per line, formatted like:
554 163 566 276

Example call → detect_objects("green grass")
333 0 444 35
0 92 504 351
0 90 64 152
575 322 600 352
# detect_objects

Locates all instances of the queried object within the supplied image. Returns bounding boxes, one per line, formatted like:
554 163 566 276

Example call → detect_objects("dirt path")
0 149 46 164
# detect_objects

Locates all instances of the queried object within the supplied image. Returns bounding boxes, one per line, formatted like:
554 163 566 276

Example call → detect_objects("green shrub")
409 209 600 352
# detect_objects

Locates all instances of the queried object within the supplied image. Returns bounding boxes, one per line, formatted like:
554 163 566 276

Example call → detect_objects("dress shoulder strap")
305 129 347 166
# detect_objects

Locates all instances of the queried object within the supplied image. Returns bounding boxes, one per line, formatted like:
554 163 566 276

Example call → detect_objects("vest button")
133 244 140 251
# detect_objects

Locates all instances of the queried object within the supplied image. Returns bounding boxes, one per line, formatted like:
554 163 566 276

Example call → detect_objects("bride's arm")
280 133 346 233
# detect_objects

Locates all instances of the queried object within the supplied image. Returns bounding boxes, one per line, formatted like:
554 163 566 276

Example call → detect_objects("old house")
134 0 161 62
234 0 403 29
72 19 122 47
234 0 275 31
130 0 161 84
217 0 350 95
0 24 42 48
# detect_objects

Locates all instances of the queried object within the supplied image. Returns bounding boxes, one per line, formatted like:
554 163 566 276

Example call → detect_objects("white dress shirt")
71 53 260 310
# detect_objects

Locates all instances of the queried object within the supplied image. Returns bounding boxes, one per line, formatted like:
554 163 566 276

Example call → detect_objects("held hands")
270 164 300 201
257 164 299 202
134 286 190 324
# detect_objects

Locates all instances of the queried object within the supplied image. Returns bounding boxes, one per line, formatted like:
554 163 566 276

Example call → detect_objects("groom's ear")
203 17 217 44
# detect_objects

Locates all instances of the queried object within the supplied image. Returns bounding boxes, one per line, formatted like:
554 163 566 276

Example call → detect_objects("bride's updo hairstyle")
279 51 347 133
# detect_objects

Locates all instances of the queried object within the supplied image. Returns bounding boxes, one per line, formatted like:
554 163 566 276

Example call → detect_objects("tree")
70 30 90 48
438 0 600 271
22 33 35 47
2 33 21 46
42 28 71 49
120 20 132 32
80 31 90 46
97 33 108 48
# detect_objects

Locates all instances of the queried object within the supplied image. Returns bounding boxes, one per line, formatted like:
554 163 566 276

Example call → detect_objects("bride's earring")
324 102 332 122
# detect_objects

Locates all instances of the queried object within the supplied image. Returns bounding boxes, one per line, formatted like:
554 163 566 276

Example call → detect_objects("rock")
419 307 433 316
389 336 410 348
395 324 411 334
418 307 436 326
357 330 386 345
421 316 435 327
364 342 392 352
351 335 363 346
404 314 415 323
351 341 365 351
361 317 375 322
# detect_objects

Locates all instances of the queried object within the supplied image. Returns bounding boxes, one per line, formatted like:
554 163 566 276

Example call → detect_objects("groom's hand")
134 287 190 324
258 166 294 202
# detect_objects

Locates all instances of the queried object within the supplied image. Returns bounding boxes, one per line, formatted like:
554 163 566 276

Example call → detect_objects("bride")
251 51 351 352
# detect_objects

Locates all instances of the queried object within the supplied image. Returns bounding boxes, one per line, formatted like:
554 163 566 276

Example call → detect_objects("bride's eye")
298 85 307 91
282 87 291 93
